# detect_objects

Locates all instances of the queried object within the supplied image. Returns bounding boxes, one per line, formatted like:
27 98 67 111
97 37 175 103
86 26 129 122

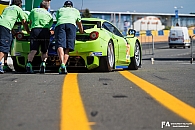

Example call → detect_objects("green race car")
11 18 142 72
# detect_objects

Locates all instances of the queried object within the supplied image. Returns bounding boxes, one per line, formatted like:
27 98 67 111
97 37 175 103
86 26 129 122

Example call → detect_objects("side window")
102 22 114 33
102 22 123 37
113 27 123 37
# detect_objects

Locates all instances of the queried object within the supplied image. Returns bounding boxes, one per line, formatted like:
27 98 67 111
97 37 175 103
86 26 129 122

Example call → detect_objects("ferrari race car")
11 18 142 72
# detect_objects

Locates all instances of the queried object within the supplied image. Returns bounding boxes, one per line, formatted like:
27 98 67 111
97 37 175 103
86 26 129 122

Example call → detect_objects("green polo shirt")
0 5 25 30
29 8 53 29
56 7 81 27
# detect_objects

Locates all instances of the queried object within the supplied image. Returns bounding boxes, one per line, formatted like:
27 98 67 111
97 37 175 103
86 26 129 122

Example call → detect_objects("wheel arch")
129 38 141 57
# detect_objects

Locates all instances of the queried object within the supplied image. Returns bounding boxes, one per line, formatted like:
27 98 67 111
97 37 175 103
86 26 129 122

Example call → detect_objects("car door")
102 22 119 62
102 22 127 64
112 25 128 64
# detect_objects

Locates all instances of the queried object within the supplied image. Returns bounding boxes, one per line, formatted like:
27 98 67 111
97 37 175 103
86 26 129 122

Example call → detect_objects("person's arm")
76 21 84 34
21 19 30 34
11 29 16 36
18 8 30 34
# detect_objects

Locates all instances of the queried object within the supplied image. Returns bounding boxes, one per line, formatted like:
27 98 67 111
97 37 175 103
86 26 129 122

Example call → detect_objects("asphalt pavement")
0 42 195 130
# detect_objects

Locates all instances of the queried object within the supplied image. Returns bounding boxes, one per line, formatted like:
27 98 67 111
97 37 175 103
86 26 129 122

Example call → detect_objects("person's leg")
26 50 37 73
64 48 69 65
3 53 13 72
61 23 76 74
57 47 67 74
0 52 4 62
39 29 50 73
26 28 39 73
39 52 48 74
0 52 4 73
55 24 67 74
57 47 64 64
41 52 48 62
0 25 12 74
28 50 37 62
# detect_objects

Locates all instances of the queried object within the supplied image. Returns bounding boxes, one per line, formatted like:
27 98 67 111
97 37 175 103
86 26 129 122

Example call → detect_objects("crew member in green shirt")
3 10 30 73
0 0 30 74
26 1 53 74
55 0 84 74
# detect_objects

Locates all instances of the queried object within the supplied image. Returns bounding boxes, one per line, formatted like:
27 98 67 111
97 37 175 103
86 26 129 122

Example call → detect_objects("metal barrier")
140 30 154 55
140 31 194 64
190 35 195 64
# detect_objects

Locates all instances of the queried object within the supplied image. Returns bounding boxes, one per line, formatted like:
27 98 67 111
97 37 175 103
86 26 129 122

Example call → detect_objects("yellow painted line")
60 73 91 130
119 71 195 124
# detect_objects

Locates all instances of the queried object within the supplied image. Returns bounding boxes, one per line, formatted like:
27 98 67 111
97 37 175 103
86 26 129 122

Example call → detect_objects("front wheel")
128 41 141 70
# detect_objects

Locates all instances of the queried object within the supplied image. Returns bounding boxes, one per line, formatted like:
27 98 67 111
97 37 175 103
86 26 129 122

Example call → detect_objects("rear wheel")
128 41 141 70
95 41 115 72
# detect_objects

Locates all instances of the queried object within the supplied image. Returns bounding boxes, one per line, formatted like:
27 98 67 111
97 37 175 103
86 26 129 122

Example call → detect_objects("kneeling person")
26 1 53 73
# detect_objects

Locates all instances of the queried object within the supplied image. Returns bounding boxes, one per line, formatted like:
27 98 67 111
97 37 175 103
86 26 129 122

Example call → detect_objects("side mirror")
127 29 136 37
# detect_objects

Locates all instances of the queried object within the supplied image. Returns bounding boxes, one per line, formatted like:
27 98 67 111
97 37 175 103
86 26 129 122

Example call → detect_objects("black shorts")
30 28 50 53
55 23 76 52
0 25 12 53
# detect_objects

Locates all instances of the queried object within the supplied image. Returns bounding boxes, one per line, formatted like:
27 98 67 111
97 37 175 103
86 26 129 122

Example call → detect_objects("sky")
48 0 195 14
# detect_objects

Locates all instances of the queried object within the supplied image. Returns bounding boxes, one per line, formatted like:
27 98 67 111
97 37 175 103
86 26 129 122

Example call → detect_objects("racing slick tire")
128 41 141 70
95 41 115 72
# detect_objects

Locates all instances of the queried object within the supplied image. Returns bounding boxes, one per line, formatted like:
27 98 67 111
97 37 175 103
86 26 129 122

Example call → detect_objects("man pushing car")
55 0 84 74
26 0 53 74
0 0 30 74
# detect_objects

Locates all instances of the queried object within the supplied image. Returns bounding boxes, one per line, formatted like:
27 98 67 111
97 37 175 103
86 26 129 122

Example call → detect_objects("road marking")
119 71 195 124
60 73 91 130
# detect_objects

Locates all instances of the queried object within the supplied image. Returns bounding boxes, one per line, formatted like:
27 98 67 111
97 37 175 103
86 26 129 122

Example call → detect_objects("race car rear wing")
81 20 101 28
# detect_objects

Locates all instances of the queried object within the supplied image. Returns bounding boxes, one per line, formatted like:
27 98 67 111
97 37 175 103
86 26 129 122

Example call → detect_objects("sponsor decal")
92 52 102 56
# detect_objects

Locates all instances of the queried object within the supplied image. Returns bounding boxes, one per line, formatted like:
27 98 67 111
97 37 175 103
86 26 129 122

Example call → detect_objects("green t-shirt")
0 5 25 30
29 8 53 29
56 7 81 27
16 11 29 22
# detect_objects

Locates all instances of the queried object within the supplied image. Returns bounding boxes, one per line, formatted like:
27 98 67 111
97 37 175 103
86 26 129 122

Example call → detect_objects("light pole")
174 6 183 26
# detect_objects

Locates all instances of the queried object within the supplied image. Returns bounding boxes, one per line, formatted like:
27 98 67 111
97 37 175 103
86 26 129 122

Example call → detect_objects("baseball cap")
64 1 73 7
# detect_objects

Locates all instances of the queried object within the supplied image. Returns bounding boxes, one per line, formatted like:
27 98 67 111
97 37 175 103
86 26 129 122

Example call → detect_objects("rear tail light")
90 31 99 40
16 32 24 40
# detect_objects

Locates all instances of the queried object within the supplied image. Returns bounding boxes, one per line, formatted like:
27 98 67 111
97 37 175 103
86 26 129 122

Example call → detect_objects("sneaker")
59 63 67 74
39 62 46 74
3 65 12 72
0 62 4 74
26 62 34 74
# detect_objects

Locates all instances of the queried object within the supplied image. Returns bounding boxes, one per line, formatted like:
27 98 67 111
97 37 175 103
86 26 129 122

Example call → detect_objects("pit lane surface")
0 42 195 130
